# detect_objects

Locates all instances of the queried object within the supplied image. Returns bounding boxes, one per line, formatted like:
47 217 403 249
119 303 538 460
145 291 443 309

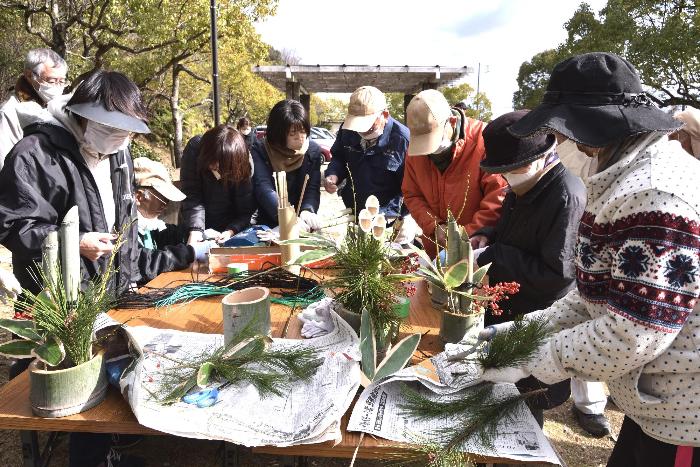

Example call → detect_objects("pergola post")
403 94 414 122
299 93 311 116
285 81 300 100
421 81 438 90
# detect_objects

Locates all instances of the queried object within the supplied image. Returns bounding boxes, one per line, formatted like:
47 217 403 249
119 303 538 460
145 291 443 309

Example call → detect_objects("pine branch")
477 314 553 370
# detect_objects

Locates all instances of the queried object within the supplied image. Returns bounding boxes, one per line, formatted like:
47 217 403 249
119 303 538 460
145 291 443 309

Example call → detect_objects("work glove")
298 210 322 232
0 269 21 302
191 240 217 262
187 230 204 245
393 214 419 245
203 229 221 241
298 297 335 338
256 226 280 243
481 366 531 384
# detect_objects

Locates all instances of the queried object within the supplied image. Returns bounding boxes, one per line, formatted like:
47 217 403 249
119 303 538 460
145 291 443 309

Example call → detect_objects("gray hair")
24 48 67 75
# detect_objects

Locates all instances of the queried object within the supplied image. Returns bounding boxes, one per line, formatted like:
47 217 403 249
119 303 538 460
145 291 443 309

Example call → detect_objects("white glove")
481 366 531 384
393 214 418 245
191 240 217 262
298 298 335 338
0 270 21 302
473 246 487 263
298 210 322 232
187 230 204 245
256 226 280 243
203 229 221 241
477 321 515 341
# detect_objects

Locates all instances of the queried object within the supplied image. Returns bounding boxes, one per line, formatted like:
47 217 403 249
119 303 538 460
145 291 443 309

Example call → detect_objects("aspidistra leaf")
31 336 65 367
359 308 376 382
196 361 214 388
444 260 471 290
373 333 420 382
0 340 37 358
289 249 335 265
0 319 42 342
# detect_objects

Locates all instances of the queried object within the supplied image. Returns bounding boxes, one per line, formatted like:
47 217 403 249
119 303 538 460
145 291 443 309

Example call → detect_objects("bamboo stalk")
59 206 80 303
42 231 59 290
296 174 310 218
320 214 354 229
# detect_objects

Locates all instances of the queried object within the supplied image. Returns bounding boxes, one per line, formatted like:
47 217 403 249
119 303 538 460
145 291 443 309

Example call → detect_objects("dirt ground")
0 185 624 466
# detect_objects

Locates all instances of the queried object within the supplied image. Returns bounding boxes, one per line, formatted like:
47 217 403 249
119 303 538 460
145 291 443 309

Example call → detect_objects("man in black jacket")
475 110 587 427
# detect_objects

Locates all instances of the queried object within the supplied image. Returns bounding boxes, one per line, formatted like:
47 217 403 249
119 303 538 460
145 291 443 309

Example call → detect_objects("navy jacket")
326 117 409 217
250 139 322 228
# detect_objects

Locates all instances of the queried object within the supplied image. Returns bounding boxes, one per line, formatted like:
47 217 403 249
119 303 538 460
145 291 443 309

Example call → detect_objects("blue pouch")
222 226 270 247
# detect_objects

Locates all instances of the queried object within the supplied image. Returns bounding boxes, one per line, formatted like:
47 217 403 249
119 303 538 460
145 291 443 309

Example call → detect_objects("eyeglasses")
33 73 68 86
141 188 168 206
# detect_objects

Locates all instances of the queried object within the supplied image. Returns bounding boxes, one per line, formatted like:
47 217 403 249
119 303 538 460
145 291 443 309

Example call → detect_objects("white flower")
371 214 386 239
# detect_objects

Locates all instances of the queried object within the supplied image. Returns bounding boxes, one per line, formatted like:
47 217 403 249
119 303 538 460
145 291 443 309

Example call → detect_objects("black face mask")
428 144 454 173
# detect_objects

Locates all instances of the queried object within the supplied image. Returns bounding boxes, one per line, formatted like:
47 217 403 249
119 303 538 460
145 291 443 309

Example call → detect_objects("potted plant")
411 212 519 345
0 207 116 417
284 197 415 355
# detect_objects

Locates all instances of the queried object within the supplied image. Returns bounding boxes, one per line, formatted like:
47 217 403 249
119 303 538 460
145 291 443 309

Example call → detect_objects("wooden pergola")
252 64 473 115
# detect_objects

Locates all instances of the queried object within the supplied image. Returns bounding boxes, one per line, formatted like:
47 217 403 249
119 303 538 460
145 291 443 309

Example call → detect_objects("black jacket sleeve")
180 135 205 231
477 191 584 296
300 144 322 213
250 142 279 224
226 180 255 233
0 146 62 258
136 243 194 285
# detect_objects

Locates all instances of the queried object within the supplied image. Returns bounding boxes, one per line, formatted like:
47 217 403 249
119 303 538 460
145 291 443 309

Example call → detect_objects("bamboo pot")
29 350 108 418
222 286 271 343
439 310 484 345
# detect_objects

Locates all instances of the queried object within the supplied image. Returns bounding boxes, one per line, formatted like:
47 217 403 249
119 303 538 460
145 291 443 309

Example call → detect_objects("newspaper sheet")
118 311 361 447
348 352 561 465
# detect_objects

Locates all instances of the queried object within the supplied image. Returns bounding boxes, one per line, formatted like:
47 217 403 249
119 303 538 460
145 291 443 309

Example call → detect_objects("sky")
255 0 608 117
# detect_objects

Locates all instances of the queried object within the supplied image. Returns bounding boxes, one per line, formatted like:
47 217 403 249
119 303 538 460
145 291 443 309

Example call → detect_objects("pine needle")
477 314 553 370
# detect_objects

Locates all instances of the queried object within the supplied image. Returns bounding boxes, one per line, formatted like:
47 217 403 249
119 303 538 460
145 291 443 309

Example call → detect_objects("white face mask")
502 157 546 188
36 82 65 103
241 127 252 136
211 169 222 180
557 139 594 179
431 122 454 154
83 120 130 155
361 127 383 141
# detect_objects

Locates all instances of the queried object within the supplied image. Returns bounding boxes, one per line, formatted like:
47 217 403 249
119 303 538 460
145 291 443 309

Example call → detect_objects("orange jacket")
402 117 507 258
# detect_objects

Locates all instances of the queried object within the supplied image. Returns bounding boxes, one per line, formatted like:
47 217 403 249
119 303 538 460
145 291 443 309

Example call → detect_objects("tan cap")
674 108 700 157
343 86 387 132
133 157 186 202
406 89 451 156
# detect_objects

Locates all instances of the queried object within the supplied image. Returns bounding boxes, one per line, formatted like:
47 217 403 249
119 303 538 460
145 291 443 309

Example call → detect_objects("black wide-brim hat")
481 109 556 174
508 52 681 148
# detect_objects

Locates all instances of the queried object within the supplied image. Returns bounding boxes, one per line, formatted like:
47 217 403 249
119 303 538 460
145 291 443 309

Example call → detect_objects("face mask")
502 157 546 188
83 120 130 155
36 82 65 103
211 169 222 180
431 122 455 154
557 139 594 179
287 135 309 153
361 127 383 141
242 128 252 136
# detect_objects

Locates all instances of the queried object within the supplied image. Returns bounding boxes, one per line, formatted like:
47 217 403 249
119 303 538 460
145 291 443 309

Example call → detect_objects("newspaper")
118 310 361 447
348 352 561 465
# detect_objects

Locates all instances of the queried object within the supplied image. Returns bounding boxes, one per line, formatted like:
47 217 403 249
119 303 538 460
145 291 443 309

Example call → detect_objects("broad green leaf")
407 244 439 275
289 249 335 265
221 336 271 360
373 333 421 382
31 336 65 367
278 238 324 247
0 319 42 342
359 308 376 382
444 260 471 290
196 362 214 388
299 232 337 248
0 340 37 358
472 263 491 286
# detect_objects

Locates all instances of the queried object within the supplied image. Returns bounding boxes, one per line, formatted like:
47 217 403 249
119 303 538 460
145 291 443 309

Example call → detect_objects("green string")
153 284 325 308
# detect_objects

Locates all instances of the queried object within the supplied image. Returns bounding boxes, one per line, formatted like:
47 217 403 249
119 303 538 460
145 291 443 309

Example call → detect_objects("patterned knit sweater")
527 136 700 446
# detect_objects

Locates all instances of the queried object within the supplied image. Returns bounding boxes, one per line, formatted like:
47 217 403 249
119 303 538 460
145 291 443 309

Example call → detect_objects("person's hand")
393 214 418 245
256 226 280 243
80 232 116 261
191 240 217 262
299 211 322 231
0 269 21 302
216 229 235 245
187 230 204 245
481 366 531 384
435 223 448 248
470 235 488 249
323 175 338 194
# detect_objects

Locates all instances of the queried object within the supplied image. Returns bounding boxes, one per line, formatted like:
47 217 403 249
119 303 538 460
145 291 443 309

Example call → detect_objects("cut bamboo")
42 231 59 290
29 350 108 418
278 205 301 275
221 287 271 343
59 206 80 303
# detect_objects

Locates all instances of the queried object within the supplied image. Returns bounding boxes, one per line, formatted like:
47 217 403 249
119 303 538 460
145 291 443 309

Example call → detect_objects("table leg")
20 431 40 467
279 456 308 467
222 442 241 467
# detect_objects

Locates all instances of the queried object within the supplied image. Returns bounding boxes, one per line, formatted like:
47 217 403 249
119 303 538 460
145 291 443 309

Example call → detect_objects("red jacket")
402 117 507 258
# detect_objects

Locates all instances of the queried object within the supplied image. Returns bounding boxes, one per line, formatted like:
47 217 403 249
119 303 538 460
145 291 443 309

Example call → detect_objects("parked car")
255 125 266 140
310 126 335 162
